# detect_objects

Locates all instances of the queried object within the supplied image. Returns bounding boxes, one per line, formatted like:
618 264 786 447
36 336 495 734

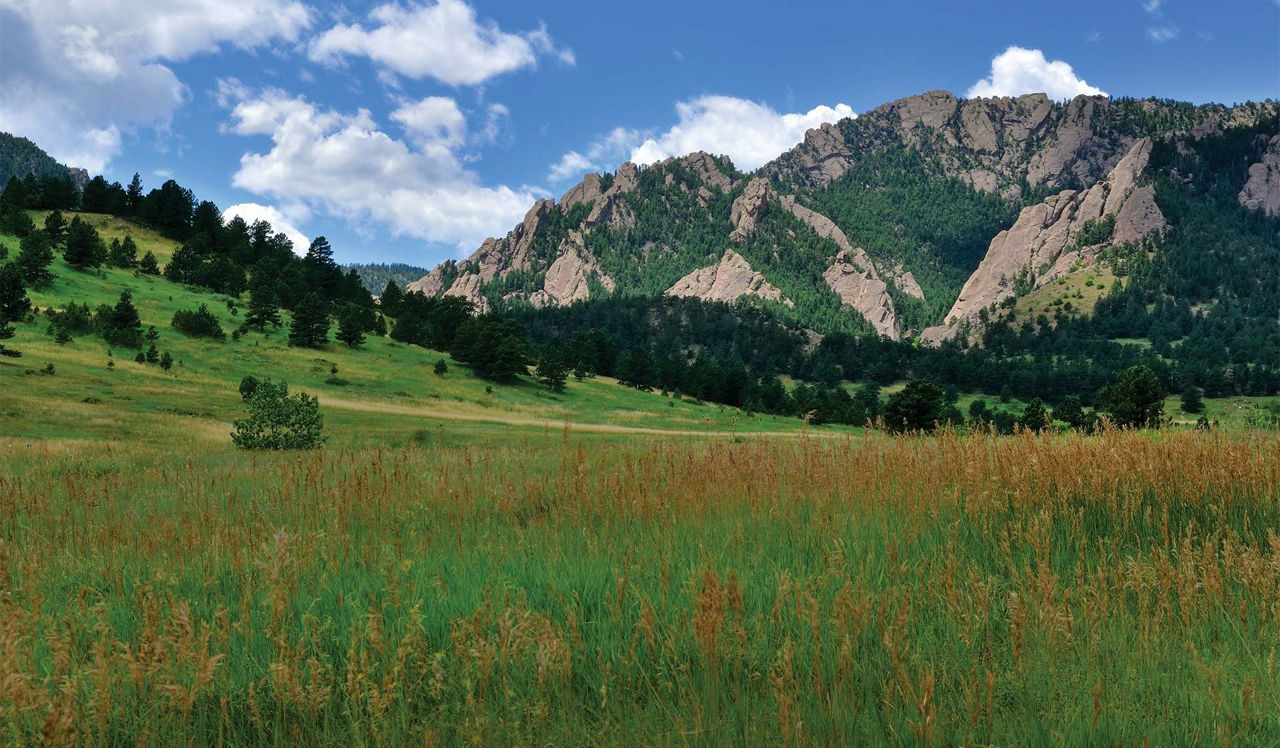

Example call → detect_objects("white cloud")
308 0 573 86
0 0 310 172
222 85 540 253
390 97 467 148
630 97 855 172
224 202 310 252
967 47 1107 101
549 97 854 182
1142 0 1179 42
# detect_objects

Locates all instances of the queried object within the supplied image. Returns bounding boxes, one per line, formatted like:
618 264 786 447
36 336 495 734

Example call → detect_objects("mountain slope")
0 132 88 190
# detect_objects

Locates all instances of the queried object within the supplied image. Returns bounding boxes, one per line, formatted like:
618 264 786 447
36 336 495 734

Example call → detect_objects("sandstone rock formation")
559 173 602 210
729 177 772 241
442 272 488 313
585 162 639 229
528 232 615 307
666 249 790 306
886 264 926 301
823 250 899 339
405 264 450 296
1239 134 1280 216
922 138 1165 343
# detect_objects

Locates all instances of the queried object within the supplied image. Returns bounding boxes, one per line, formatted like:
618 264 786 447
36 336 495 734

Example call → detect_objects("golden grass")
2 430 1279 744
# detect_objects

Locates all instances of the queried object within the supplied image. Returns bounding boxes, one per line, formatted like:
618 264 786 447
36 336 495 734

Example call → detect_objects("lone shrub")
172 304 226 340
231 379 326 450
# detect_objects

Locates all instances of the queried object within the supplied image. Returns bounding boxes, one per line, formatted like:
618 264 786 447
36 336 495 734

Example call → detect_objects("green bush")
231 379 325 450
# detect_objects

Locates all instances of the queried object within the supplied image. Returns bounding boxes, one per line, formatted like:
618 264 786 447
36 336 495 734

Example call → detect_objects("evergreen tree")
1100 365 1166 429
108 235 138 268
1020 398 1051 432
0 201 35 237
0 321 17 358
288 294 330 348
1180 386 1205 414
882 378 946 433
125 173 143 215
434 358 448 377
0 263 31 322
1052 395 1086 430
303 236 342 300
15 232 54 287
43 210 67 246
336 308 365 348
244 282 281 329
63 216 105 269
379 280 404 316
145 344 159 363
159 351 174 372
102 289 143 348
138 251 161 275
535 352 568 392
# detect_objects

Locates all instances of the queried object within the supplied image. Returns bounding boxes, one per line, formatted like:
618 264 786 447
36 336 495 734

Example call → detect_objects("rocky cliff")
921 138 1165 344
406 91 1276 344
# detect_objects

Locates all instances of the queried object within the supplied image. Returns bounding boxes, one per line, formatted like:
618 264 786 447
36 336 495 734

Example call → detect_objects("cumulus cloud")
630 97 854 172
308 0 573 86
224 202 311 252
0 0 310 172
967 47 1107 101
549 97 854 182
221 84 541 252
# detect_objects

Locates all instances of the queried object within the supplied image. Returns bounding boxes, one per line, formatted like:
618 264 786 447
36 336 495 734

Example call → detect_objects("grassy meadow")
4 211 1280 744
3 431 1280 744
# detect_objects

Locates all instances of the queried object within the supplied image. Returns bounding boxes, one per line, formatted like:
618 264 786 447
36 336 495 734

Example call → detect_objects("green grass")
2 216 840 450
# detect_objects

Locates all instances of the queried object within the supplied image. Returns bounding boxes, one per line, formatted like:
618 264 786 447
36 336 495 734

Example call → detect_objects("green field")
4 212 1280 745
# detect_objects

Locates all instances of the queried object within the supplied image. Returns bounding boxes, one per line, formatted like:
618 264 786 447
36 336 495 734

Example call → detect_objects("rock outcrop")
729 177 772 241
1239 134 1280 216
442 272 488 313
559 173 603 210
528 232 615 307
823 250 900 339
666 249 790 306
405 263 451 296
922 138 1165 343
585 162 639 229
886 264 926 301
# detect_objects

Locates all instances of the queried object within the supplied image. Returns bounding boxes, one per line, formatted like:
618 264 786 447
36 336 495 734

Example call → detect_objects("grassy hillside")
1 213 838 450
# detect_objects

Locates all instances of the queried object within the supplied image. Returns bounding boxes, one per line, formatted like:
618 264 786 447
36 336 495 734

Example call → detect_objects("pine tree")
336 309 365 348
1100 365 1166 429
15 232 54 287
159 351 174 372
434 358 448 377
103 289 143 348
43 210 67 246
380 280 403 316
303 237 341 300
244 282 281 329
108 235 138 268
1052 395 1086 429
145 344 159 363
63 217 105 270
535 353 568 392
125 173 143 216
0 321 18 358
0 263 31 322
138 251 161 275
288 295 330 348
1020 398 1051 432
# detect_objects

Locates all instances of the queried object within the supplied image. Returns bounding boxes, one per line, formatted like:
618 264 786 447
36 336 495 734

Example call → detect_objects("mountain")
344 262 433 293
0 132 89 190
408 91 1278 343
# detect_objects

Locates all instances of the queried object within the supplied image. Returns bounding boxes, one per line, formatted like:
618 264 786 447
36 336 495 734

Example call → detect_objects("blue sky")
2 0 1277 267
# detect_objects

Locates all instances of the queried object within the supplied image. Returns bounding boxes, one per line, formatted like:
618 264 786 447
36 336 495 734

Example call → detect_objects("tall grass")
2 429 1279 744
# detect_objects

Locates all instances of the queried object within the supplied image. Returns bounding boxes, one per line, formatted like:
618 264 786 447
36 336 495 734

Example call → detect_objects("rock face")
666 250 790 306
529 232 615 307
585 162 638 229
886 264 926 301
559 173 603 210
922 138 1165 343
729 178 772 241
442 272 488 313
1239 134 1280 216
823 250 900 339
405 264 450 296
